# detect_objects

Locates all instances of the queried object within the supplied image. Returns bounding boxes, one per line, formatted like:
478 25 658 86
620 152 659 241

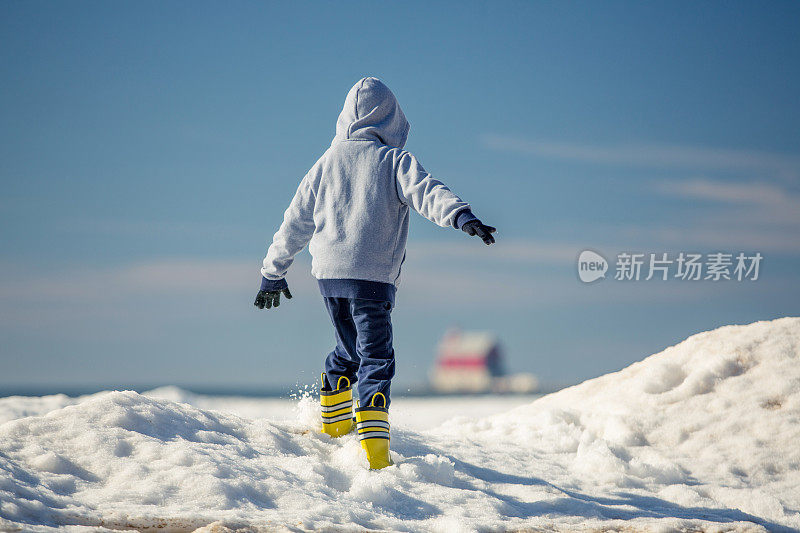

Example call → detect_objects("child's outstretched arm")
395 151 496 245
255 163 320 310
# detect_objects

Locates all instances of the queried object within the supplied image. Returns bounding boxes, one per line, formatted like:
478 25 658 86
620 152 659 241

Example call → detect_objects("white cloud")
398 258 783 309
653 178 799 207
0 257 322 332
407 239 577 265
0 259 256 301
613 225 800 254
1 241 795 334
647 178 800 246
483 135 800 178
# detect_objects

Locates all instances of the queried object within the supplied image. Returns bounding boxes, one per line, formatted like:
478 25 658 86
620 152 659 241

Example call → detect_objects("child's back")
255 77 496 469
262 77 477 294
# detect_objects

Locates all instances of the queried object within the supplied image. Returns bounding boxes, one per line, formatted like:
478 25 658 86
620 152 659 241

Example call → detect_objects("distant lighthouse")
429 328 538 394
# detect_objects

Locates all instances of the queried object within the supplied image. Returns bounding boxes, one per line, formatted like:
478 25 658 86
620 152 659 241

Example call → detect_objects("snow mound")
436 317 800 529
143 385 202 405
0 393 79 426
1 318 799 532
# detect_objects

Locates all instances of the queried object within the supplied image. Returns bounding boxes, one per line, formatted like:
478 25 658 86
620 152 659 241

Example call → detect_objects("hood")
335 77 410 148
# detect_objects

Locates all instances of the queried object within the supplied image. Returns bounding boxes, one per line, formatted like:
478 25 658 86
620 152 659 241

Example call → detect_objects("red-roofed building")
430 328 538 393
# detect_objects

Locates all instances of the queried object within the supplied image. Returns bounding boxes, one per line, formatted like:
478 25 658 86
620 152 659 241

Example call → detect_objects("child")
255 77 496 469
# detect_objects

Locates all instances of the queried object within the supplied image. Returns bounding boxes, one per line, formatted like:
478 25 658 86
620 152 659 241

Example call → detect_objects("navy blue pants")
323 297 395 408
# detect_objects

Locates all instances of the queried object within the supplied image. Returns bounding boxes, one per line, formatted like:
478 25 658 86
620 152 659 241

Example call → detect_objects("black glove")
461 219 497 245
254 278 292 310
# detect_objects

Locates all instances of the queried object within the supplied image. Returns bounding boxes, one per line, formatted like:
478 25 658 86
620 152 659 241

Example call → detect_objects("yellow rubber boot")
320 374 354 438
355 392 393 469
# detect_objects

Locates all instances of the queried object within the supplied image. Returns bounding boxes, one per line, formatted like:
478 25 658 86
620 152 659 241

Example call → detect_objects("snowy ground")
1 318 799 532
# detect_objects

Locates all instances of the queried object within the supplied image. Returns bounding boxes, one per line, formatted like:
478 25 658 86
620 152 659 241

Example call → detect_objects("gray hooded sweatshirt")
261 77 476 303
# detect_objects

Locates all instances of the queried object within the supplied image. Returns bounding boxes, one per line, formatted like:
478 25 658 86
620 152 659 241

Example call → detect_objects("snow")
0 387 539 431
1 317 799 532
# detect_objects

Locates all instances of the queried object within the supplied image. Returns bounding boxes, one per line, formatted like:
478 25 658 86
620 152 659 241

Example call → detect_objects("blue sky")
1 1 799 392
